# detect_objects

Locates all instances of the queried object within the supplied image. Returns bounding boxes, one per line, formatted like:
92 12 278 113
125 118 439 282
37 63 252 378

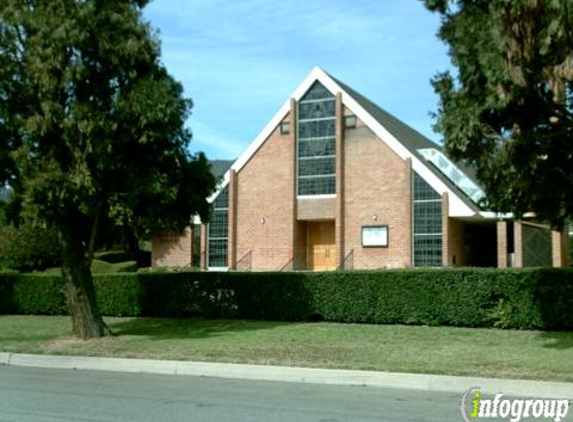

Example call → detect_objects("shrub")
0 274 66 315
0 223 61 271
1 268 572 329
96 274 142 316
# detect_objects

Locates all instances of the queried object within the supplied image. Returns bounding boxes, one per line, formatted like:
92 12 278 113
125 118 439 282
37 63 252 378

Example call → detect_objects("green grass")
1 315 572 382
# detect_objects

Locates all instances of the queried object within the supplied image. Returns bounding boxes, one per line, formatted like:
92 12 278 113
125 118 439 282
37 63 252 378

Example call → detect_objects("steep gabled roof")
329 74 483 212
211 67 485 217
209 159 234 180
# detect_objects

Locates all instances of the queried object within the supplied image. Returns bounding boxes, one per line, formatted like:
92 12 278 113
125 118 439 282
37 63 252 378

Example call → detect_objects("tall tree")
0 0 216 338
421 0 573 228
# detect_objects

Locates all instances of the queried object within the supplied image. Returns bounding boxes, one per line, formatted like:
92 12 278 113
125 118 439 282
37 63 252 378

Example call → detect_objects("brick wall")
342 115 412 269
297 197 335 220
514 222 523 267
152 227 192 268
552 229 569 267
235 112 295 271
496 221 508 268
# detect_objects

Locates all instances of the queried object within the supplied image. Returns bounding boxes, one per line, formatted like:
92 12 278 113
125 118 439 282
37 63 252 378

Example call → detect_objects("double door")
308 221 336 271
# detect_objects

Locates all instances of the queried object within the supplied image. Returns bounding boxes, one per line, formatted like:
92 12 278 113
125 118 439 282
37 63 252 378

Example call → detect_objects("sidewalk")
1 352 572 398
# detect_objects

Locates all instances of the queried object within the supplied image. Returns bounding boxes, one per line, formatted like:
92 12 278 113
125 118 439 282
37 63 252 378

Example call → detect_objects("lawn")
0 315 572 382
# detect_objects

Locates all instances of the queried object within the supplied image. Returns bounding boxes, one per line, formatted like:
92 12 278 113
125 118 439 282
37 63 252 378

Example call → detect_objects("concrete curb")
2 353 572 398
0 352 11 366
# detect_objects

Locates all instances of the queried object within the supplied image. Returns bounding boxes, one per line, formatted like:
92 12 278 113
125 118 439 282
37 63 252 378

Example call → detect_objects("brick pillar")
200 223 208 269
405 158 412 267
290 98 300 270
514 221 523 267
441 192 449 267
228 169 238 270
496 221 508 268
335 93 345 269
552 229 569 268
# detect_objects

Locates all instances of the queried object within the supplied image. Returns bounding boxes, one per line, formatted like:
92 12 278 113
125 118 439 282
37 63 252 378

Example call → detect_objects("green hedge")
1 268 573 329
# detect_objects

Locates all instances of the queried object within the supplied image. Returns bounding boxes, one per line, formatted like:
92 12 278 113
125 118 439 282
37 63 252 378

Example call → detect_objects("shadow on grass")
538 331 573 349
106 317 297 341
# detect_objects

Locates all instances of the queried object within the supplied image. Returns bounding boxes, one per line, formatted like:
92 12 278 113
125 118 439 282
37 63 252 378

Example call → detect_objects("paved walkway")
1 352 572 398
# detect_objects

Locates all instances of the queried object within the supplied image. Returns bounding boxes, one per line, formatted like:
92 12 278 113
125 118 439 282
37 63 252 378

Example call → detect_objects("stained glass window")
297 82 336 195
412 172 442 267
207 187 229 267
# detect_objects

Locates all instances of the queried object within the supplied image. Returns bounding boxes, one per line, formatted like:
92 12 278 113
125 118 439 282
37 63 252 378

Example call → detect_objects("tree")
421 0 573 228
0 0 216 338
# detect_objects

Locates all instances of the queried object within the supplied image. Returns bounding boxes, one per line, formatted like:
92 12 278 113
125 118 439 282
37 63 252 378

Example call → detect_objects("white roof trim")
479 212 514 219
213 66 477 217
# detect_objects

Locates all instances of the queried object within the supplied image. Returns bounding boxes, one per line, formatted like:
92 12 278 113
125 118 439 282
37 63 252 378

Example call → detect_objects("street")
0 365 470 421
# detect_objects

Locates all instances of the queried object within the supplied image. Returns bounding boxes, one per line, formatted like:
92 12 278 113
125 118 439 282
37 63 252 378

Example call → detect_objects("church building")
152 67 569 271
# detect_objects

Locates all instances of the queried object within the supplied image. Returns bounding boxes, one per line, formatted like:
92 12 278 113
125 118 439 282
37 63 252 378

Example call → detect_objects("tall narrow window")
412 172 442 267
297 81 336 195
207 187 229 267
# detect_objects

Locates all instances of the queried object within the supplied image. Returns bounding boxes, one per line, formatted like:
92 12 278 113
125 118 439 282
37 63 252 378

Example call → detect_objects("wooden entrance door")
308 222 336 271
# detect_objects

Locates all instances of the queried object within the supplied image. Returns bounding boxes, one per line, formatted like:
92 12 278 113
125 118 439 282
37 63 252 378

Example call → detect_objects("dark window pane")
413 172 441 201
413 236 443 267
298 176 335 195
299 100 335 120
412 171 442 267
208 238 228 267
298 157 335 176
208 209 228 238
208 186 229 267
298 138 335 158
298 120 335 139
213 187 229 209
297 81 336 196
300 81 334 101
413 202 442 234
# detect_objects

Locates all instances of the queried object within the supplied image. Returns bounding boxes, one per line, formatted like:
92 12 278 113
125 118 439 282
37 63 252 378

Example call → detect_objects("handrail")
279 257 294 272
236 250 252 271
337 249 354 271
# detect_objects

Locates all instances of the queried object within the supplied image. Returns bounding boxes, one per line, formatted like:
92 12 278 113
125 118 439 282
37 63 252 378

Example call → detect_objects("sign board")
362 225 388 247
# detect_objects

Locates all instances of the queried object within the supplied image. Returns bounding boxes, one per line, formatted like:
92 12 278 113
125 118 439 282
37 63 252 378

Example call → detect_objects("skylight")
417 148 485 204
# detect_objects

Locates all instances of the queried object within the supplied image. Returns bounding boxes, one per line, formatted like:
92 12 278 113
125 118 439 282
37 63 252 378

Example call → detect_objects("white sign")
362 226 388 247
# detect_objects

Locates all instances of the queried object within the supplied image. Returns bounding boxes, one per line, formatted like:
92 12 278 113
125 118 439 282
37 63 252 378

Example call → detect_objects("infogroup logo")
460 387 571 422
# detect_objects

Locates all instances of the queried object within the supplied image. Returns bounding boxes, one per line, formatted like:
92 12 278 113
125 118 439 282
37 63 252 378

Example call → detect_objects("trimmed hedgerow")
0 274 66 315
1 268 572 329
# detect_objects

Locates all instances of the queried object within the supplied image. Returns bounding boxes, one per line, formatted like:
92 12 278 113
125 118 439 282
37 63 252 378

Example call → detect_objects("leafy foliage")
420 0 573 228
0 1 216 337
0 223 60 271
2 269 573 329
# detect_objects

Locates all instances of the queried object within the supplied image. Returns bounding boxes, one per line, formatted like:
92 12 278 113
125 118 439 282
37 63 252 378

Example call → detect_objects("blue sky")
144 0 451 160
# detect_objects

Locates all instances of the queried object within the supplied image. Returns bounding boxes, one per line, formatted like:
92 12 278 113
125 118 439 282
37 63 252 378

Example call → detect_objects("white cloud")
144 0 452 159
189 119 246 159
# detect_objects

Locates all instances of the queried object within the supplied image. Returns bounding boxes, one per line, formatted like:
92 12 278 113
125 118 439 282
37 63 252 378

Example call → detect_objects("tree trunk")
58 222 110 339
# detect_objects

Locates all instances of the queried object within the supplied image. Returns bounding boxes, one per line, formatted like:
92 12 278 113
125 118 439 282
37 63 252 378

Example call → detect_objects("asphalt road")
0 365 473 422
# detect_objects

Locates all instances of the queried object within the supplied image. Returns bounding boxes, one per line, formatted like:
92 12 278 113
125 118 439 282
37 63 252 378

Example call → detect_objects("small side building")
153 67 568 271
